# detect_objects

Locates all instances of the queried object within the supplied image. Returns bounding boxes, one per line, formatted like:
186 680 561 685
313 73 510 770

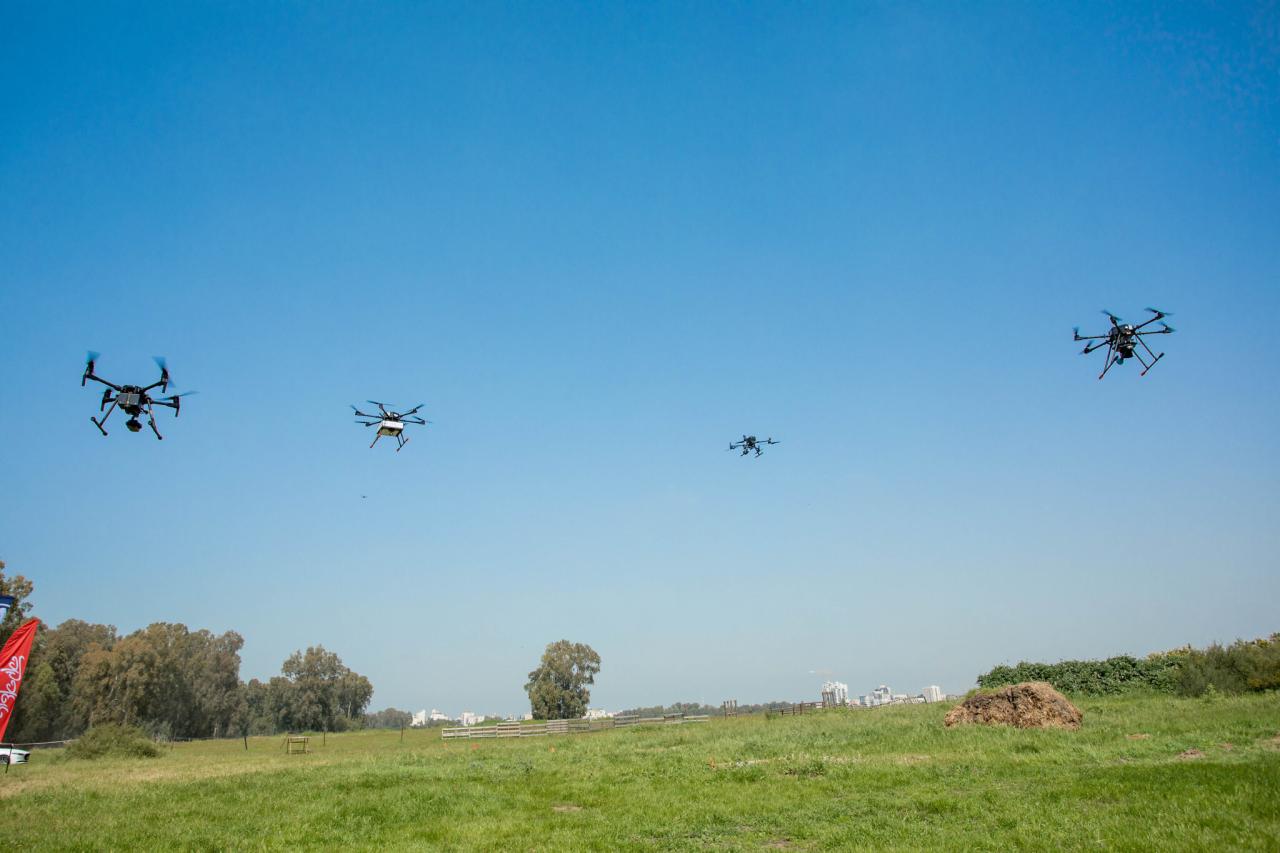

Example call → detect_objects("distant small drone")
728 435 779 457
81 353 194 439
351 401 428 451
1073 308 1176 379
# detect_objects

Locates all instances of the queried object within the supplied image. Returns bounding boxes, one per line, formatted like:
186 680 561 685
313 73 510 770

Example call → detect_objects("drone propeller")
82 350 100 385
1161 323 1176 333
1101 309 1123 322
152 356 171 390
1145 307 1174 317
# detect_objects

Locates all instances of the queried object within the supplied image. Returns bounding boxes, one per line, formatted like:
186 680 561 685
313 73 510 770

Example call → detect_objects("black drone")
81 353 194 439
1073 308 1175 379
351 401 428 451
728 435 779 457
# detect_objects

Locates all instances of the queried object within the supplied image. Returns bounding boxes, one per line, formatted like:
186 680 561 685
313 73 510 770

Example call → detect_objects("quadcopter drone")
1073 308 1175 379
728 435 779 457
81 353 194 439
351 401 428 451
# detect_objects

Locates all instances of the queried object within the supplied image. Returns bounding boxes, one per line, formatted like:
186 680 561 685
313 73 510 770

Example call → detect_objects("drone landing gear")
1135 337 1165 377
1098 348 1119 380
370 432 409 451
90 397 120 436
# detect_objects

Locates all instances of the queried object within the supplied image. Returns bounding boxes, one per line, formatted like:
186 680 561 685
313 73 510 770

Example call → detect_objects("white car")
0 748 30 765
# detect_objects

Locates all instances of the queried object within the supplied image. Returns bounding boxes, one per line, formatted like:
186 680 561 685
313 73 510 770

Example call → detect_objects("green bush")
1175 634 1280 697
976 654 1180 695
976 633 1280 698
66 724 162 760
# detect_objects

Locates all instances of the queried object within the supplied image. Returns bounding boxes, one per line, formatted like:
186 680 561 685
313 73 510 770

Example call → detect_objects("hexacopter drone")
351 401 428 451
1073 308 1175 379
81 353 193 439
728 435 779 457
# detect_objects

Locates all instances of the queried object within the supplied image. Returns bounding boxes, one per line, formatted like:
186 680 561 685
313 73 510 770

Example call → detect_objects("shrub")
66 724 162 760
976 655 1180 696
1175 634 1280 697
975 633 1280 698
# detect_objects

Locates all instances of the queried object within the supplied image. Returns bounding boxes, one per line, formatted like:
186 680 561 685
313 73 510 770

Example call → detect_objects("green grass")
5 693 1279 850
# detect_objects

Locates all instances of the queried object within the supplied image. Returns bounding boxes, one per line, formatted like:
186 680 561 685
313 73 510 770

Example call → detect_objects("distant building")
922 685 944 703
822 680 849 705
584 708 613 720
410 710 429 727
871 685 892 706
428 709 451 722
459 711 485 727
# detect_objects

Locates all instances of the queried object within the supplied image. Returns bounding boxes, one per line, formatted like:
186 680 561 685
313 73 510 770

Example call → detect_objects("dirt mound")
944 682 1083 731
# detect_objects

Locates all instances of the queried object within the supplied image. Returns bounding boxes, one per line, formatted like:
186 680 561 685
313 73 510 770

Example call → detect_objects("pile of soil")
944 681 1083 731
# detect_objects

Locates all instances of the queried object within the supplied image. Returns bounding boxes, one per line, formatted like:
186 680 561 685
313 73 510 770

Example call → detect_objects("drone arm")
403 417 428 425
1135 327 1173 336
83 373 122 392
1080 340 1108 355
1131 313 1164 332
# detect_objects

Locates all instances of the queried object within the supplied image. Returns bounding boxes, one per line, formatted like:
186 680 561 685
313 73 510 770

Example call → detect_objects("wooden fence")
441 713 709 740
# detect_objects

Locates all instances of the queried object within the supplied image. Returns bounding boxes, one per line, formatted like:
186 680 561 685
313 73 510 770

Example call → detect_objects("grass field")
4 693 1279 850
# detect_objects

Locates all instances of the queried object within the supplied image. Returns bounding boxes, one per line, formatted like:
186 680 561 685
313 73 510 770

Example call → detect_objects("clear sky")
2 2 1277 716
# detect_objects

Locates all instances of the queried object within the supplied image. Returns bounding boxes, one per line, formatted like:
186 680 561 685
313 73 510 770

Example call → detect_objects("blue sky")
2 2 1277 715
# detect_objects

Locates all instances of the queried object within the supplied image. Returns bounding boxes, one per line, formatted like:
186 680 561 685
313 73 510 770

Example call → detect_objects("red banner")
0 618 40 743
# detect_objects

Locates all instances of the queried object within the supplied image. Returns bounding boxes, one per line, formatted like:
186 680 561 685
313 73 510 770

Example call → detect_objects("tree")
68 622 244 739
9 619 118 742
365 708 413 729
525 640 600 720
0 559 35 648
270 646 373 732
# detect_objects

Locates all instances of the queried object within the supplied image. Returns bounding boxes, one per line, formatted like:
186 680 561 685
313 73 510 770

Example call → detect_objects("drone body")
352 401 428 451
728 435 778 457
1073 308 1175 379
81 353 193 439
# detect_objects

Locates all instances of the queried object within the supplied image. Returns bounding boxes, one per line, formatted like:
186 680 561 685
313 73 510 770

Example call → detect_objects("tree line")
976 632 1280 697
1 561 374 742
